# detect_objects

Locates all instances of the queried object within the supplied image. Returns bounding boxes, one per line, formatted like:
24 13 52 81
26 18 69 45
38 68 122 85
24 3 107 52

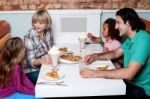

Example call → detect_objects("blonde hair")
32 10 52 30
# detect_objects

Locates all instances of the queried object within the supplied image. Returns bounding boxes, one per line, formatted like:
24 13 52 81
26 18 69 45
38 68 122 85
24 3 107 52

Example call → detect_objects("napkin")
48 45 60 55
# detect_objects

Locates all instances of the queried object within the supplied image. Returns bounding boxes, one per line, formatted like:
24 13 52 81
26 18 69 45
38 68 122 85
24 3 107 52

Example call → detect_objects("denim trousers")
26 70 40 85
2 92 41 99
125 81 149 99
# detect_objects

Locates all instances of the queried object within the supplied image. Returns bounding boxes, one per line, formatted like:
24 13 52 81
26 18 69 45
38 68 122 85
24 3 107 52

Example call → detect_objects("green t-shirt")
121 30 150 96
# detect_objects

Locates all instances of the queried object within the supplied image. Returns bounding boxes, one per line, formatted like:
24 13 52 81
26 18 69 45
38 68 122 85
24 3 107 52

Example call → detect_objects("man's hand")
80 61 142 80
103 47 108 52
80 68 99 78
84 54 97 65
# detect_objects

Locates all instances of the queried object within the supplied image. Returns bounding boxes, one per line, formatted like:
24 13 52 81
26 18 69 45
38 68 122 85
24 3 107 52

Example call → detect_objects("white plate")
87 63 113 70
59 58 79 64
43 71 65 81
59 48 73 54
59 54 81 64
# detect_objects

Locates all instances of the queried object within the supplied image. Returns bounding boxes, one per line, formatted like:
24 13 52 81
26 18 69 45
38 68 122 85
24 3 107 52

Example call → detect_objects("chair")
141 18 150 34
0 20 11 60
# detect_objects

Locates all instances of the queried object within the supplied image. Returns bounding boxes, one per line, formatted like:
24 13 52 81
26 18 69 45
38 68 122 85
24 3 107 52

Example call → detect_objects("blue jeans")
2 92 41 99
125 81 149 99
26 70 40 85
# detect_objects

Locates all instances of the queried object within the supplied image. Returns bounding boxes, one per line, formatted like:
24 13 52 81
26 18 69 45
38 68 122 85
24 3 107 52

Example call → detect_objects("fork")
37 81 67 86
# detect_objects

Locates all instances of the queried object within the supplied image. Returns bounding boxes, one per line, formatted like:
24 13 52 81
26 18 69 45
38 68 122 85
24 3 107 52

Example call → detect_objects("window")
61 17 87 32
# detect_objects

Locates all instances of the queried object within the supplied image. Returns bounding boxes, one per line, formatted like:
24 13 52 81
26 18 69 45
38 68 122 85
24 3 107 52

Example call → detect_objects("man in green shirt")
80 8 150 99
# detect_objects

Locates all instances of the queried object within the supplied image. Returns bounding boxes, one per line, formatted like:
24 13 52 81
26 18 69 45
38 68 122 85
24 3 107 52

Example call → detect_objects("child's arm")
15 65 35 95
87 33 101 43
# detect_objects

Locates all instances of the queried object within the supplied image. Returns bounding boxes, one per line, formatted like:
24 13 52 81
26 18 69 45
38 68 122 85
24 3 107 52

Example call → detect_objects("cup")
79 58 87 73
79 38 86 49
50 53 59 70
79 49 87 71
48 46 60 70
78 33 87 50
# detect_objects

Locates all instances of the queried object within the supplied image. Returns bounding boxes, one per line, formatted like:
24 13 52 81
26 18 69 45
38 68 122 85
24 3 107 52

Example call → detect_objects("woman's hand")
80 68 99 78
84 54 97 65
41 55 52 64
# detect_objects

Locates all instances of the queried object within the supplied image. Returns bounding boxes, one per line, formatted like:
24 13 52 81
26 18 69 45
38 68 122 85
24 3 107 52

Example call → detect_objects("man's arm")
81 61 142 80
96 48 123 60
85 48 124 65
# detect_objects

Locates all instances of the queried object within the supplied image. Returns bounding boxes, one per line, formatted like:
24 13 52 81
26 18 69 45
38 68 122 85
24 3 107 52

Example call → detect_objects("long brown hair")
0 37 25 87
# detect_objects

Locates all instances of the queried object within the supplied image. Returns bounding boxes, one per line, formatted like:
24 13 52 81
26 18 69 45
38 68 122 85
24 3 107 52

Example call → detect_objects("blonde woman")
24 10 54 84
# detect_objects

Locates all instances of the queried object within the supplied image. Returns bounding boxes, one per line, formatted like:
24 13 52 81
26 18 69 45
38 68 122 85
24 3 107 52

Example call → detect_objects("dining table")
35 43 126 98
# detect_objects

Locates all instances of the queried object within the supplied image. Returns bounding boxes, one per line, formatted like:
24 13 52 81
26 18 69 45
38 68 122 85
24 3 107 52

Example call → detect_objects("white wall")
0 10 101 44
100 10 150 34
0 10 150 44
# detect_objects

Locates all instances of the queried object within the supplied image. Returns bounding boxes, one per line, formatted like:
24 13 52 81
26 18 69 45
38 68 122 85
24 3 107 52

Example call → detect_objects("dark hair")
116 8 145 32
0 37 24 87
104 18 122 41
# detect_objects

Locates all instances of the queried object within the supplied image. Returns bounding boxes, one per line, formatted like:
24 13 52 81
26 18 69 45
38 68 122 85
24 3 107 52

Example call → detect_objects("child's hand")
87 33 94 40
87 33 98 43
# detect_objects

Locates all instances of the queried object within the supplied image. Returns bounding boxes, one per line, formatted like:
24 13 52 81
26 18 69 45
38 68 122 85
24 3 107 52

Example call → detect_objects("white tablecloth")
35 44 126 98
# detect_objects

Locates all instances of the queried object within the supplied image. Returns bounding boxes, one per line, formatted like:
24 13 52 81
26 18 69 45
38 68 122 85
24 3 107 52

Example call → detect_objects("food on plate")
96 65 109 71
60 54 81 62
45 70 59 78
59 47 68 52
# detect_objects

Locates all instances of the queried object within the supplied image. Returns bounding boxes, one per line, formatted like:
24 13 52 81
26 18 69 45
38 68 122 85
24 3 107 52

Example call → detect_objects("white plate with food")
88 65 113 71
59 54 81 64
59 47 73 54
43 70 65 81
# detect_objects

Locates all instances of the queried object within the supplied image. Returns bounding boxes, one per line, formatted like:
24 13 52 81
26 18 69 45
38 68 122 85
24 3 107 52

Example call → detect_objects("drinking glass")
79 49 87 71
78 33 87 52
50 53 60 70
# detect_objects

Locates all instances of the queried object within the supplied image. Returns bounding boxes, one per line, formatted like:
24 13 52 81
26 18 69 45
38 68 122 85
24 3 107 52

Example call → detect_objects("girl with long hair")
0 37 37 99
